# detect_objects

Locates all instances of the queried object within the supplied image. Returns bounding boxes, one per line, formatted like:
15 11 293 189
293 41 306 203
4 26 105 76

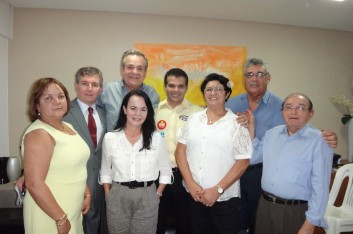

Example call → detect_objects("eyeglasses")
283 105 310 112
205 87 225 93
244 72 268 79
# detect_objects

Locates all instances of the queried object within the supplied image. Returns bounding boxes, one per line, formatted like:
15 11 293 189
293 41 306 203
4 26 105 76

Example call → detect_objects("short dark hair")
164 68 189 87
27 77 70 122
200 73 232 101
114 90 156 151
75 66 103 86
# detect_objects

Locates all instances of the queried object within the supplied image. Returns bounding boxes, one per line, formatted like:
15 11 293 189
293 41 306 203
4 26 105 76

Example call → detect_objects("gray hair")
120 49 148 71
75 66 103 87
244 58 270 75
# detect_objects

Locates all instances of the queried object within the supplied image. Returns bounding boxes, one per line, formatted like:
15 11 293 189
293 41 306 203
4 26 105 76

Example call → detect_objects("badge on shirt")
157 120 167 130
179 115 189 121
159 131 166 138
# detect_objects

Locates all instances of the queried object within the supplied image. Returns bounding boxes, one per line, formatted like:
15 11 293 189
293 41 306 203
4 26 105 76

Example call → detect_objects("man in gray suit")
64 66 107 234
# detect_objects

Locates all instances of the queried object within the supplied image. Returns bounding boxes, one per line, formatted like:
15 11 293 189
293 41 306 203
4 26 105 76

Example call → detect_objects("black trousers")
235 166 262 234
156 170 190 234
188 195 240 234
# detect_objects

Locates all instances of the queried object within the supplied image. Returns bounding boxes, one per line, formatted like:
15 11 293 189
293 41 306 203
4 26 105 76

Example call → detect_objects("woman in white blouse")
100 90 172 234
175 73 252 234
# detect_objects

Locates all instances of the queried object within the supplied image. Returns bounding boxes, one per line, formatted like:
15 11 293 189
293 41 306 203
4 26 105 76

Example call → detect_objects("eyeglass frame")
282 105 312 112
204 87 225 93
244 71 269 79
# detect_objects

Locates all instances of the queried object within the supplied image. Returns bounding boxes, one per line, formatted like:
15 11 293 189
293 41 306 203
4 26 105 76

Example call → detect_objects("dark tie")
88 107 97 148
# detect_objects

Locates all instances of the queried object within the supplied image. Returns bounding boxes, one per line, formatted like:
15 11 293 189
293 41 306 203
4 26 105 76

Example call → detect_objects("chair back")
328 164 353 211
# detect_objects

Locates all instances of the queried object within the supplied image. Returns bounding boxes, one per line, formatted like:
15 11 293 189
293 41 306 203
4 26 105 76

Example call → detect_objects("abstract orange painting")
135 43 246 106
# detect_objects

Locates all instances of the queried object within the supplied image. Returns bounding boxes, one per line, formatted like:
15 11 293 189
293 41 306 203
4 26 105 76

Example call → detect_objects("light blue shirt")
226 90 284 164
253 124 333 228
98 80 160 131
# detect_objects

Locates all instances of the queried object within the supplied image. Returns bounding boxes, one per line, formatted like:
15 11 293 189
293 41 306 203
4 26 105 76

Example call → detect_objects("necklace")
208 117 213 124
41 119 70 134
206 109 227 125
206 111 214 124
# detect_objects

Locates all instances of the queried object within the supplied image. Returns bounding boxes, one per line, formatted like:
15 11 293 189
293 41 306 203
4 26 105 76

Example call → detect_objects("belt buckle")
272 196 276 204
129 181 137 189
266 193 276 204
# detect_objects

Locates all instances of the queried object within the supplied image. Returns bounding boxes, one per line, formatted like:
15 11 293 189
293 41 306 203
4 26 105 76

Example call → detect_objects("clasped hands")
188 182 220 207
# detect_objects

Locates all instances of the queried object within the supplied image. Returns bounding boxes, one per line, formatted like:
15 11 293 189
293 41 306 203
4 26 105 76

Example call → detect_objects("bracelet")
84 194 92 197
55 214 68 226
56 216 68 226
156 192 162 197
55 213 67 223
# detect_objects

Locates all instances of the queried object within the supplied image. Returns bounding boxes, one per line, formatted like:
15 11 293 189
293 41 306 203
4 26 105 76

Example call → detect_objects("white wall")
0 0 12 157
8 8 353 159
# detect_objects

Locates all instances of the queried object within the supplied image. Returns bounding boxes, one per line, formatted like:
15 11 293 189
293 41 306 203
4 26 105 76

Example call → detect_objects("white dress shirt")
100 130 172 184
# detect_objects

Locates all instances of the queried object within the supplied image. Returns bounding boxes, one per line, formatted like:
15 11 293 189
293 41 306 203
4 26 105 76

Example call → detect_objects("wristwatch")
216 185 224 194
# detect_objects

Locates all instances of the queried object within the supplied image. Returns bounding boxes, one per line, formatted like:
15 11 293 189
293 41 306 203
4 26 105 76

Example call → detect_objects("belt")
172 167 179 172
246 163 263 171
117 180 154 189
262 190 307 205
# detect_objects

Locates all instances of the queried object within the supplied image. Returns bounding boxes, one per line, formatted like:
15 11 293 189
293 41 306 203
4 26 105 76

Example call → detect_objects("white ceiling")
6 0 353 33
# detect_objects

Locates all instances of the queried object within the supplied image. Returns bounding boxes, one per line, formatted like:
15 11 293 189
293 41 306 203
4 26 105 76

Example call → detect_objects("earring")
37 110 41 116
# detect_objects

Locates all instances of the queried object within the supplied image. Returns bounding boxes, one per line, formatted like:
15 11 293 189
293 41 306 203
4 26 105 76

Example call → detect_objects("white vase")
348 120 353 163
6 156 21 181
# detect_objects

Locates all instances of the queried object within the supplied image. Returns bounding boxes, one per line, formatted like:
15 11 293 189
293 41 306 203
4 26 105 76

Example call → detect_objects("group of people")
17 49 338 234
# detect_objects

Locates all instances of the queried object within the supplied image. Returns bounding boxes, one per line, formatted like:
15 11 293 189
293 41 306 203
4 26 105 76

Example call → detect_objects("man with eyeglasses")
98 49 160 131
225 58 337 234
249 93 333 234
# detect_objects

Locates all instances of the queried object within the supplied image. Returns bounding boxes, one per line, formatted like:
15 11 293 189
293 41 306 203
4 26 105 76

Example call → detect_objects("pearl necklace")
41 119 70 134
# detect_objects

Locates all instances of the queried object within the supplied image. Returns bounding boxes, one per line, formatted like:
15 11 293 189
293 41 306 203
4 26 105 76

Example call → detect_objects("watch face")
217 186 224 194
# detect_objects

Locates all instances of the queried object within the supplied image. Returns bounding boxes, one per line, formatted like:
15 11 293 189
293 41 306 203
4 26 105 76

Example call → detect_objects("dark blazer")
64 98 107 234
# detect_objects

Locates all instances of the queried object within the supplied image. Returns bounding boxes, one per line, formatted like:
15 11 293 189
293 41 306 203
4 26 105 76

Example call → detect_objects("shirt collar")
200 108 233 120
77 98 96 114
119 79 145 91
158 98 190 110
261 90 271 104
280 124 310 138
243 90 271 105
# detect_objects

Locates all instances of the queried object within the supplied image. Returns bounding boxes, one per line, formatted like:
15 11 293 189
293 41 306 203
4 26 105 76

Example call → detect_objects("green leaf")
341 114 352 125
